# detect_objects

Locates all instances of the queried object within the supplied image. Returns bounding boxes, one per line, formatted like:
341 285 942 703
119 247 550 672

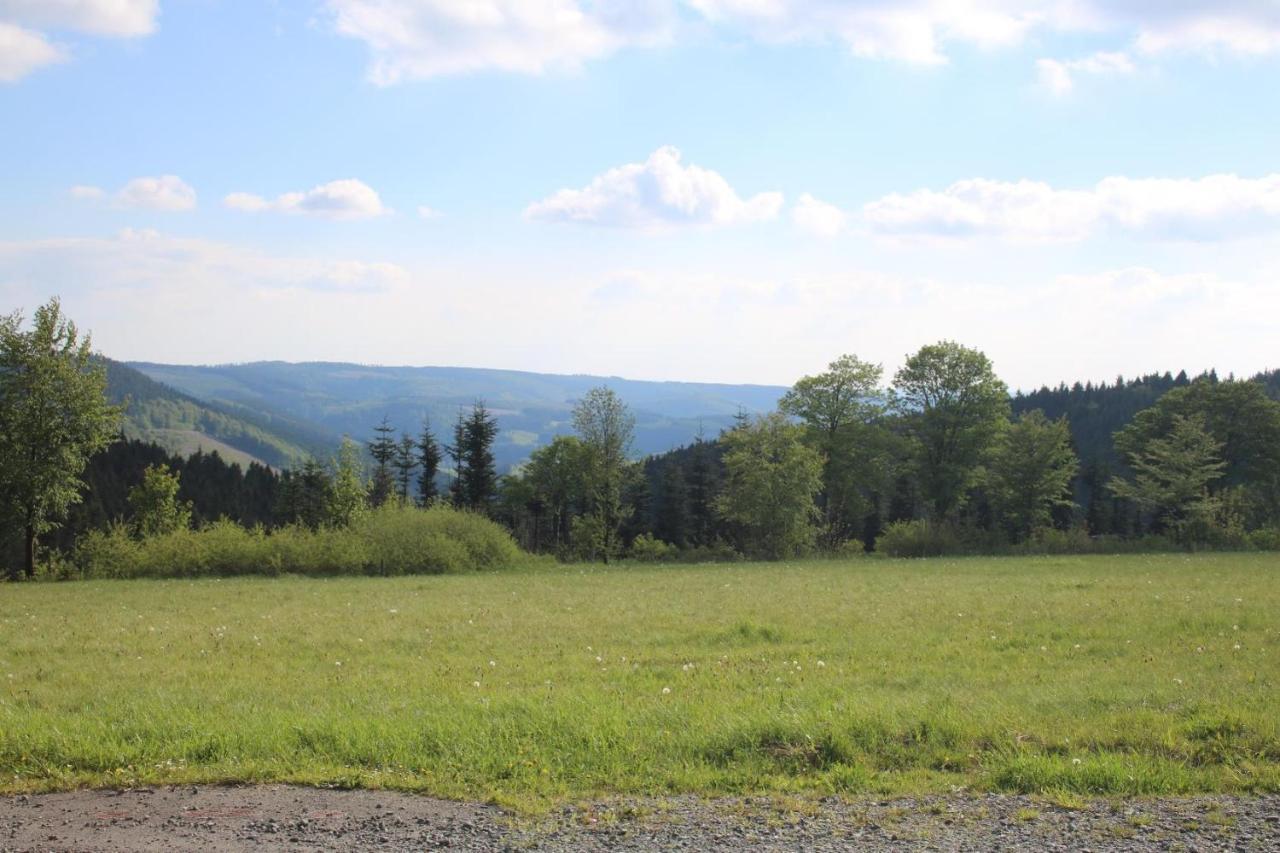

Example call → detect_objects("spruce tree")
417 419 442 506
394 433 418 504
448 410 467 507
367 416 396 508
458 402 499 513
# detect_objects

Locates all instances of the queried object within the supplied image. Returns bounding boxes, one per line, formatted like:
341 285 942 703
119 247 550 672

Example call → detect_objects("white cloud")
0 0 158 37
0 22 64 82
1036 50 1133 95
865 178 1097 243
525 146 782 229
329 0 672 84
417 205 441 219
0 229 409 298
69 184 106 200
223 179 389 220
0 0 157 81
115 175 197 211
864 173 1280 243
325 1 1280 83
791 193 848 237
689 0 1037 65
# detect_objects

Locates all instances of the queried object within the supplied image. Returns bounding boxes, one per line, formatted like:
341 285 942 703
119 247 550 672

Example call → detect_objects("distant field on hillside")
2 554 1277 807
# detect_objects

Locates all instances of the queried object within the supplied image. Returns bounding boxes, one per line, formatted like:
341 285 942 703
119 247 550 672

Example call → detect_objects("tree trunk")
24 523 36 579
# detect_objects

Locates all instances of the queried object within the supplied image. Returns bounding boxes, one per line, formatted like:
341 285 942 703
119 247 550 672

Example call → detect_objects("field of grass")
2 553 1278 808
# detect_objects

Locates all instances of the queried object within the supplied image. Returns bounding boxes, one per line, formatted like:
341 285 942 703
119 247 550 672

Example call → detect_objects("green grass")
2 553 1278 808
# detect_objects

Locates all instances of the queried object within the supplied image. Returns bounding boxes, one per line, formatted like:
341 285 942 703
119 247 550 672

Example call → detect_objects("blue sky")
2 1 1279 389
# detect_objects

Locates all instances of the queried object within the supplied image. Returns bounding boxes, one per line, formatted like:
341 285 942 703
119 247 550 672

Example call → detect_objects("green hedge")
72 505 522 579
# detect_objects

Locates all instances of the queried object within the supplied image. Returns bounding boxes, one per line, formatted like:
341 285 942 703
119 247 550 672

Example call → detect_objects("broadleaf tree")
0 299 121 578
572 386 635 562
892 341 1010 520
715 412 823 559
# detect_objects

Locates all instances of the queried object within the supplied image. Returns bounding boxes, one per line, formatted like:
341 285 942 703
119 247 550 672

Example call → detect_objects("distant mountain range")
122 361 788 470
110 359 1280 475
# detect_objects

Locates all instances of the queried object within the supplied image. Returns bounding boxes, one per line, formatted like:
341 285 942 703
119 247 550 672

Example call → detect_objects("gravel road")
2 786 1278 851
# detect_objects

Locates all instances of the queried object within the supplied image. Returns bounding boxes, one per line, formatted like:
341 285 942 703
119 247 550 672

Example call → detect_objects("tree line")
5 298 1280 578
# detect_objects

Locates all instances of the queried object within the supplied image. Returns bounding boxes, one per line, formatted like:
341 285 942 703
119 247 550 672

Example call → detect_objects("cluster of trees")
6 296 1280 579
494 343 1280 559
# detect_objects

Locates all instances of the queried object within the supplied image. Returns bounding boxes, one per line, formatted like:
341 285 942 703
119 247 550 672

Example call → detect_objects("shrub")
73 505 522 579
628 533 677 563
1248 527 1280 551
678 540 743 563
876 520 966 558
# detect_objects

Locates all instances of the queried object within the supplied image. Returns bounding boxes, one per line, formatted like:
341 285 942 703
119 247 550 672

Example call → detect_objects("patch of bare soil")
2 786 1278 851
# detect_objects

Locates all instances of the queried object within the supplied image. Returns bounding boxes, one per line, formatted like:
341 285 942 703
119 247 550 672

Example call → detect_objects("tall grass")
71 505 522 578
2 553 1278 807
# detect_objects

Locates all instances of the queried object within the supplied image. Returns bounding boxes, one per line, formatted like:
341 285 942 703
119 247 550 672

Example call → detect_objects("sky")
1 1 1279 391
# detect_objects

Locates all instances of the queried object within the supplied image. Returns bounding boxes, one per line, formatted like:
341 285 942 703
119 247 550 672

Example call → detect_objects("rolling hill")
126 361 789 471
103 360 330 469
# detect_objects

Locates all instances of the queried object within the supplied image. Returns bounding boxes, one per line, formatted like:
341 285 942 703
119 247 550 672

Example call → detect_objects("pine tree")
654 462 690 547
394 433 418 504
367 416 396 508
458 402 499 513
686 434 720 547
448 410 467 507
417 419 442 506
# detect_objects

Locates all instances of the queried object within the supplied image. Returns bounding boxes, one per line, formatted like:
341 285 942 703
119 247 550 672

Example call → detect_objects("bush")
628 533 677 563
678 540 743 563
876 520 966 558
73 505 522 579
1248 527 1280 551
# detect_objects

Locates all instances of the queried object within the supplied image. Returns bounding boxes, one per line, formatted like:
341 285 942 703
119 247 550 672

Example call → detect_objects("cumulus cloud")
0 0 158 37
115 175 197 211
223 179 389 220
0 22 64 81
70 176 197 211
791 193 849 237
324 1 1280 83
1036 50 1134 95
329 0 672 84
525 146 782 230
864 173 1280 243
0 0 158 81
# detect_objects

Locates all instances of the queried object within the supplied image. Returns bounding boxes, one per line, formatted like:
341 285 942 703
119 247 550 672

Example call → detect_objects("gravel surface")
2 786 1278 851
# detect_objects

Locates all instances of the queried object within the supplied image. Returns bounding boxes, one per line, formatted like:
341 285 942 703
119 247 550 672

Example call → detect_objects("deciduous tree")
0 299 121 578
892 341 1009 520
987 410 1077 541
716 412 823 559
572 387 635 562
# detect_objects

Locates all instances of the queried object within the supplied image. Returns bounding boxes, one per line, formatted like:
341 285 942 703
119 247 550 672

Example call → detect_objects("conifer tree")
417 419 442 506
367 416 396 508
457 402 498 513
394 433 418 504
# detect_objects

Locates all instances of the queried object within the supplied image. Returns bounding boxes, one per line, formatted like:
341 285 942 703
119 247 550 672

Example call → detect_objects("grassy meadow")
2 553 1278 807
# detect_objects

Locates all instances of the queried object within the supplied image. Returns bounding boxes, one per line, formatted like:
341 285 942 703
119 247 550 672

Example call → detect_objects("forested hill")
127 361 788 471
1012 368 1280 467
122 359 1279 474
103 360 329 469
